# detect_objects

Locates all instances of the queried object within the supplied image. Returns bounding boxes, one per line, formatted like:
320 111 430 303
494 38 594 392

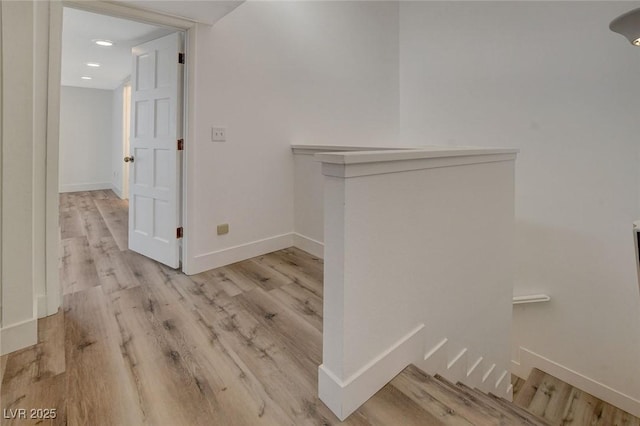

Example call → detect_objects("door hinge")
177 227 183 239
178 53 185 64
177 139 184 151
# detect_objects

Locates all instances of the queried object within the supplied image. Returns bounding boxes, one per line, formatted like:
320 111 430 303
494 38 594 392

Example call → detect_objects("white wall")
59 86 113 192
112 82 124 198
318 148 517 419
1 0 38 355
186 1 399 273
398 1 640 413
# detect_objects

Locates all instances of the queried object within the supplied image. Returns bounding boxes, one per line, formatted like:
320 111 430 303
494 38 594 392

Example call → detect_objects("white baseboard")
318 324 425 421
59 182 112 193
292 233 324 259
187 233 294 275
111 183 124 199
512 346 640 418
1 317 37 355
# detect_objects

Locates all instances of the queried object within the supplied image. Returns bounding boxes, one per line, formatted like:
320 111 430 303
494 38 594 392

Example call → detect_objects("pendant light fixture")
610 7 640 46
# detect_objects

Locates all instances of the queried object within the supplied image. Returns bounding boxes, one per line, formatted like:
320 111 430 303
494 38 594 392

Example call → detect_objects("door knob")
124 156 134 163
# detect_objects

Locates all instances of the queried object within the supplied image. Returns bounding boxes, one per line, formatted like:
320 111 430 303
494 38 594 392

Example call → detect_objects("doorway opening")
48 2 194 312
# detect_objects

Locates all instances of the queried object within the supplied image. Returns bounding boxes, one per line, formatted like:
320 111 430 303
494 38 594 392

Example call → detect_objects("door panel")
128 32 183 268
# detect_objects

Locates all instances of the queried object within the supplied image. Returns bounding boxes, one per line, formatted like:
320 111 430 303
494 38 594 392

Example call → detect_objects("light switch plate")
212 127 226 142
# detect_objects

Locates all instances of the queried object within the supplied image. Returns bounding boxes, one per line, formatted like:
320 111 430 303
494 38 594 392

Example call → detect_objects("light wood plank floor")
0 190 449 425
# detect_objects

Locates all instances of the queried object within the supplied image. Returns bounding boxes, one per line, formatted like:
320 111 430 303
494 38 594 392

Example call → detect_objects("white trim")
291 144 407 155
187 233 294 275
111 184 124 200
318 324 425 421
316 147 520 165
512 346 640 418
59 182 112 193
37 293 47 318
292 233 324 259
321 153 518 179
1 318 37 355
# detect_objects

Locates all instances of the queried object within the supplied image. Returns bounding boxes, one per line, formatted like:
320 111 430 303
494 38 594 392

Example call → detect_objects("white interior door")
128 32 183 268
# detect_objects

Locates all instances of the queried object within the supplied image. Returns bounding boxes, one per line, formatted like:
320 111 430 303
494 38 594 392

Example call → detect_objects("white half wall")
184 1 399 274
398 1 640 415
59 85 113 193
318 148 517 420
292 145 405 259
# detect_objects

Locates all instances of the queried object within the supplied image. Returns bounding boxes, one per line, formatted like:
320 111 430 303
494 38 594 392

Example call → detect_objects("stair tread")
397 366 502 425
488 393 554 426
391 367 475 426
515 370 640 426
453 380 537 425
514 368 546 408
523 369 574 423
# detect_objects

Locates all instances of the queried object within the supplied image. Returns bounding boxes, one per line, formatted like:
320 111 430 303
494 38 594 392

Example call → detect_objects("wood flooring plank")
511 375 526 400
60 237 100 295
59 192 76 211
72 192 96 213
392 367 499 426
169 271 341 425
234 287 323 366
255 252 324 298
515 367 546 408
1 373 66 426
277 247 323 277
611 407 640 426
487 394 552 426
94 198 129 251
357 384 447 426
120 257 298 424
0 355 7 387
108 286 232 426
227 259 292 291
454 382 533 425
526 372 572 422
213 266 259 293
90 237 140 294
89 189 111 200
268 280 323 332
559 387 601 425
190 269 244 298
64 286 145 426
59 208 84 239
390 368 474 425
36 312 65 378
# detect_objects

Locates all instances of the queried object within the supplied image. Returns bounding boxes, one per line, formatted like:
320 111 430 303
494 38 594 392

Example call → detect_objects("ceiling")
61 2 245 91
61 8 175 90
117 1 245 25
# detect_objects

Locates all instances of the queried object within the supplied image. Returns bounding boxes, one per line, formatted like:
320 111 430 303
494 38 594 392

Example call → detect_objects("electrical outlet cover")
212 127 226 142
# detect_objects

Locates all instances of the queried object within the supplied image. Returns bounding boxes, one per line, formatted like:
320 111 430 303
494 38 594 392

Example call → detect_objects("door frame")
45 0 197 316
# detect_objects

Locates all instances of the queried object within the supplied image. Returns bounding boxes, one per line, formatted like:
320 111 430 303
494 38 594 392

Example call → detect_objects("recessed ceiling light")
86 62 101 67
81 76 92 80
94 39 113 47
634 38 640 46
